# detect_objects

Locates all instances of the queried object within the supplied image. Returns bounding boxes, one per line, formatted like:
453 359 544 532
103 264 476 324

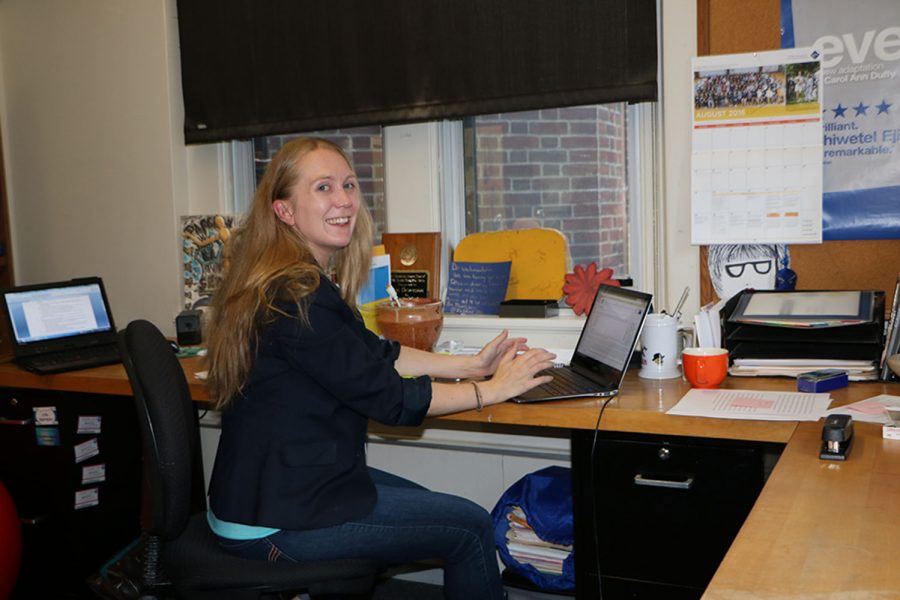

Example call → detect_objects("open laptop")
513 285 652 403
1 277 121 374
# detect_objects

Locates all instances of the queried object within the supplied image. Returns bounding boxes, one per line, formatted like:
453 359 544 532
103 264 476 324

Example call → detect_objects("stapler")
820 414 853 461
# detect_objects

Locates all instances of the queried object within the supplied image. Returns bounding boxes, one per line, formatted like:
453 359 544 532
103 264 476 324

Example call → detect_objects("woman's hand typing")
476 346 556 407
468 330 528 379
425 344 555 416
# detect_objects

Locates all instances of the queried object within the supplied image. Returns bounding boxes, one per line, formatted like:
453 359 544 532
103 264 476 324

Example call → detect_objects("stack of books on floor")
505 506 572 576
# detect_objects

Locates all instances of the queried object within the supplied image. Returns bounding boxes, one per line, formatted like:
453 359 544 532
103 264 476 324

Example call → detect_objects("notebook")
513 286 652 403
1 277 121 374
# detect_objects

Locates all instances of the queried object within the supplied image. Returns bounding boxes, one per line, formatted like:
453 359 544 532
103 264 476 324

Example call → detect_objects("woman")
205 137 555 599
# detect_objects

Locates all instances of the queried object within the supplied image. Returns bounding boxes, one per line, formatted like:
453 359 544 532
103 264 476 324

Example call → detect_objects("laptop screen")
3 280 114 346
571 286 652 380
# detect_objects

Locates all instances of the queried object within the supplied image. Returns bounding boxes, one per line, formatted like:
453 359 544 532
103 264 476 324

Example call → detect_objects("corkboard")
696 0 900 315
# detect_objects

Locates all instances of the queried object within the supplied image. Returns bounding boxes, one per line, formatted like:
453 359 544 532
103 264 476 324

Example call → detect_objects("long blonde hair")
206 137 373 408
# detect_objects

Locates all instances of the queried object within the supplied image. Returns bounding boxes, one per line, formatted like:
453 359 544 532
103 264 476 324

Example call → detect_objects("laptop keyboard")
536 367 599 395
24 344 120 373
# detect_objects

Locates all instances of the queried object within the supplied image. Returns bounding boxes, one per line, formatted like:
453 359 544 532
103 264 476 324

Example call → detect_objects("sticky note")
74 438 100 463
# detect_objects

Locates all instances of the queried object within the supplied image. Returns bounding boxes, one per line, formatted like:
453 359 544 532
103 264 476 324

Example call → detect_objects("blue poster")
782 0 900 240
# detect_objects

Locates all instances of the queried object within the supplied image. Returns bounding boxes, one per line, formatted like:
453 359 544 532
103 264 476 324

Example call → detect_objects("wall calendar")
691 47 824 245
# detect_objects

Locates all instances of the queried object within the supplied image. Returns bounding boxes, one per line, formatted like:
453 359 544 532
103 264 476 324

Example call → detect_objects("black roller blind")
177 0 658 144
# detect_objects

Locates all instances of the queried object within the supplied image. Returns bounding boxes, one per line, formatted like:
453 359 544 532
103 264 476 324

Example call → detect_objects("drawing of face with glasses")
708 244 780 301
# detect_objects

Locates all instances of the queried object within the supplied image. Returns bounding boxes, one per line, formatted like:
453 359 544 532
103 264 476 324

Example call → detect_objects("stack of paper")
505 506 571 576
667 388 832 421
825 394 900 424
694 299 727 348
729 358 879 381
730 291 873 328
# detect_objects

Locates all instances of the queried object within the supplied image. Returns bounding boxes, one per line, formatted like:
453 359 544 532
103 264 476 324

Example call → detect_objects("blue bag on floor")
491 466 574 591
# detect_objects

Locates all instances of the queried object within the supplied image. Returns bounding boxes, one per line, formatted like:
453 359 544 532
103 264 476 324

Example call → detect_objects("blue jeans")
216 468 504 600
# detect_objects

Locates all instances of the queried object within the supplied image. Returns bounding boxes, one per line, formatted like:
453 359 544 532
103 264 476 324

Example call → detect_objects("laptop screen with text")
4 281 113 347
575 288 648 368
569 286 652 383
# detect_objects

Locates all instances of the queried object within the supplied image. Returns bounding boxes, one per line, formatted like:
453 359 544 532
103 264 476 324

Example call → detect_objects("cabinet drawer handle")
633 474 694 490
0 417 33 426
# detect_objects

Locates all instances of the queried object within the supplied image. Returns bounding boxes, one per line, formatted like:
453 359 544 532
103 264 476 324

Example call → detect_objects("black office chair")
118 319 379 599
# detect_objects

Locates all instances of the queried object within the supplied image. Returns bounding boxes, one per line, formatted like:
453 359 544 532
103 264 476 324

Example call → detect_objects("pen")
386 283 401 307
673 286 689 320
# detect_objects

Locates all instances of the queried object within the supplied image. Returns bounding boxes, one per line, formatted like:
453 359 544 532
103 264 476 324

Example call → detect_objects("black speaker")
176 310 203 346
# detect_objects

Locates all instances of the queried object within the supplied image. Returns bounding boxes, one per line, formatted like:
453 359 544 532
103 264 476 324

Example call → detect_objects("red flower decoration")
563 263 620 315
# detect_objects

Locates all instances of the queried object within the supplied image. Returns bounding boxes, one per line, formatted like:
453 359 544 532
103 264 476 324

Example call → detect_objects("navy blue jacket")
208 276 432 530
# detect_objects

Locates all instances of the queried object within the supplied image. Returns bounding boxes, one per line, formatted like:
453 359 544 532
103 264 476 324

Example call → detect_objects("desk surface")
704 420 900 599
1 358 898 597
0 356 210 401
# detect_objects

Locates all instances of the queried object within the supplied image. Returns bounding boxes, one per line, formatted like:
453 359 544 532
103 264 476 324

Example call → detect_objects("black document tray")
721 290 885 362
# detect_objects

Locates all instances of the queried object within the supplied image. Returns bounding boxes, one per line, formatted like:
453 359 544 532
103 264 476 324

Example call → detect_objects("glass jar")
375 299 444 351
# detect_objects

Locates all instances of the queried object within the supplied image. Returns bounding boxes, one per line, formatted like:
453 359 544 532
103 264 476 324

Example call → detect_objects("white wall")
661 0 700 319
0 0 221 335
0 0 698 337
0 1 698 583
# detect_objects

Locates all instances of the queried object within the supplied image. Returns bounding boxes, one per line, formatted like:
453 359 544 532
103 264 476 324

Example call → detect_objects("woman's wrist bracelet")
471 381 483 412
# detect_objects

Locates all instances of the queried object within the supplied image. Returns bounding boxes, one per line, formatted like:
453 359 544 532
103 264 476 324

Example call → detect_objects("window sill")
439 311 585 349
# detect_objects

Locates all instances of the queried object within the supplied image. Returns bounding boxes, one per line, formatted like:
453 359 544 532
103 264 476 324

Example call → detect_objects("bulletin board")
697 0 900 314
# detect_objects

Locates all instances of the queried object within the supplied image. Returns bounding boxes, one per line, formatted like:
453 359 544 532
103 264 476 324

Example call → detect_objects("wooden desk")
436 373 887 443
440 375 900 598
703 420 900 599
1 359 898 598
0 356 210 401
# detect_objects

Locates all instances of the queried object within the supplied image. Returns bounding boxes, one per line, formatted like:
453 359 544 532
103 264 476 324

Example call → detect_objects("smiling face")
272 148 360 267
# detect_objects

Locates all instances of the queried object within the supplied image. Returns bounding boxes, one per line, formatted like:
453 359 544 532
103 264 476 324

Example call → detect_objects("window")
463 102 634 275
241 101 654 293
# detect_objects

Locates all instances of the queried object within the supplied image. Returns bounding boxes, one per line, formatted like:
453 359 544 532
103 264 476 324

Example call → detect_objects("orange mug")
682 347 729 389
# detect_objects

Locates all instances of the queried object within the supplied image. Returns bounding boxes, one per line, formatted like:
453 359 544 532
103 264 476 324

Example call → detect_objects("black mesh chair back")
123 320 197 541
118 319 378 599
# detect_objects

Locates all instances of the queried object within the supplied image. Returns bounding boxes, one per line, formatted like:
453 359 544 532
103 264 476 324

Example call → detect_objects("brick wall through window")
253 104 631 275
469 104 629 273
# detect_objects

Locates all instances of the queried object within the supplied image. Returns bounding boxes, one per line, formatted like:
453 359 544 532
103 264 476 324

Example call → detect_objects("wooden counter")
1 357 898 597
435 373 894 444
437 373 900 598
0 356 210 402
703 420 900 599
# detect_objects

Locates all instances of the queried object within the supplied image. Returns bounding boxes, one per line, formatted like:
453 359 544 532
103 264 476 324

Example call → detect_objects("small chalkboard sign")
444 261 512 315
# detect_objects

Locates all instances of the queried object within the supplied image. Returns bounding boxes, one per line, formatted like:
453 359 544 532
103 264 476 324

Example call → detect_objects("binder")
721 290 885 363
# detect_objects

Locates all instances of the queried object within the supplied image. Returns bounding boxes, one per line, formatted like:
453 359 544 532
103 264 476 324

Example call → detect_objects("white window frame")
383 105 662 345
223 108 663 348
221 140 255 215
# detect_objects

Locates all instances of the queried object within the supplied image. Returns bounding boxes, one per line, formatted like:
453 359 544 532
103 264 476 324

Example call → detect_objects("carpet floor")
370 577 444 599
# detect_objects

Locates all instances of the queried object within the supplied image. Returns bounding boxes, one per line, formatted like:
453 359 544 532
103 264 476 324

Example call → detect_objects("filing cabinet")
571 430 775 599
0 388 141 599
